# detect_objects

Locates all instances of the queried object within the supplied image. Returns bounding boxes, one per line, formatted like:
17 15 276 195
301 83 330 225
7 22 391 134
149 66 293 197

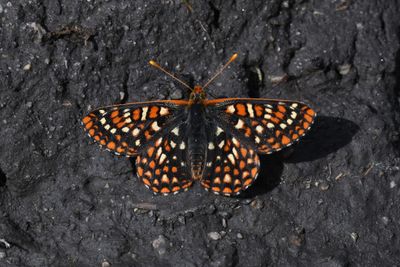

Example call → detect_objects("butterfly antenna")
149 60 193 92
202 53 238 90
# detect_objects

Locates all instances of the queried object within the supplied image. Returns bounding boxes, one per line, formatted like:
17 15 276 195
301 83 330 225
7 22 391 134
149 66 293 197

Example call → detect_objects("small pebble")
23 63 32 71
208 232 222 240
237 233 243 239
222 218 227 228
319 182 330 191
26 101 32 108
338 64 351 75
170 89 183 99
0 251 6 259
152 235 168 255
390 181 396 188
101 260 110 267
350 232 359 242
250 199 264 209
178 215 185 225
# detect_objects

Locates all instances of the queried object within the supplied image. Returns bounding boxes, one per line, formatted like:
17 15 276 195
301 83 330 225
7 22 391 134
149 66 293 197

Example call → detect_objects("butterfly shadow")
239 116 359 198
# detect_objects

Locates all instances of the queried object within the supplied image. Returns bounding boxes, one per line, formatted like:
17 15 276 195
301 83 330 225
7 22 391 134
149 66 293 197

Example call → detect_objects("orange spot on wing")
116 121 126 128
278 105 286 113
244 127 251 137
112 116 123 124
163 166 169 172
115 135 122 141
267 137 275 144
100 139 106 145
149 161 156 169
142 178 151 186
307 108 315 116
137 167 144 176
272 143 281 149
82 116 91 124
182 182 192 189
172 186 181 192
251 167 258 178
133 109 141 120
110 110 119 118
223 187 232 194
239 161 245 170
215 166 221 173
94 135 100 141
224 166 231 172
275 112 284 119
88 129 95 136
282 135 291 145
152 186 159 193
235 103 247 116
147 147 155 157
212 186 221 192
234 187 241 193
254 105 264 116
244 178 252 186
303 121 310 129
304 114 313 123
155 169 161 175
292 134 299 139
149 106 160 119
171 167 178 173
233 169 239 176
116 147 124 153
85 121 93 129
240 148 247 157
270 117 280 124
107 141 116 150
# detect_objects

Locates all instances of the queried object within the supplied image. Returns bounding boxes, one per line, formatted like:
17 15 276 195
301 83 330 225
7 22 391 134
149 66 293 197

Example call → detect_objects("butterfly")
82 54 316 196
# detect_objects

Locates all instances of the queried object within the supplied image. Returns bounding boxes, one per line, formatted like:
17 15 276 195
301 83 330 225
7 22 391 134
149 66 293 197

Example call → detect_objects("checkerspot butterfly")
82 54 316 196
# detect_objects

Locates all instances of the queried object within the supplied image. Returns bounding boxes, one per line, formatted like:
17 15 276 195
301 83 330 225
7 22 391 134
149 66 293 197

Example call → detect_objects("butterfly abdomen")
187 104 207 179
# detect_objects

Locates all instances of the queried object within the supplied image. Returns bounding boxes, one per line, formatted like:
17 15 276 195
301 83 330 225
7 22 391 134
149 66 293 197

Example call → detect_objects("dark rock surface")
1 0 400 266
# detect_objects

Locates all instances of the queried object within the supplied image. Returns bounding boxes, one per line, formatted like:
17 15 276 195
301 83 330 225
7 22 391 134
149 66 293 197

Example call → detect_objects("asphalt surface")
1 0 400 266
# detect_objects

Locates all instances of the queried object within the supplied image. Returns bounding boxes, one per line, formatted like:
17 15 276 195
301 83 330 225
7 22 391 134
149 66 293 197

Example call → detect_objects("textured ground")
1 0 400 266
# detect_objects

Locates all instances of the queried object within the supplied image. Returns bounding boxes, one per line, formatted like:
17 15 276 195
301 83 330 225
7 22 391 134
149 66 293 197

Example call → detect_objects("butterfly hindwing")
135 123 193 195
82 100 188 156
206 98 316 154
201 123 260 196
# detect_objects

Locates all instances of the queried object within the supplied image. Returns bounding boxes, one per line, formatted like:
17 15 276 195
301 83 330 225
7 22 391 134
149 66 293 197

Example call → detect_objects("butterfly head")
190 85 206 101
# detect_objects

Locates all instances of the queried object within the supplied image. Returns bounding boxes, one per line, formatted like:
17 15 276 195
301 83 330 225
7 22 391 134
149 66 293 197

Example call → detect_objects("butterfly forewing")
82 100 188 156
206 98 316 154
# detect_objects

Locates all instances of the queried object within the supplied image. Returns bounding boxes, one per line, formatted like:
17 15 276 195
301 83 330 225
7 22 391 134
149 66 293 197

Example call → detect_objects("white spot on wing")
160 107 169 116
135 139 141 146
132 128 140 136
218 140 225 148
179 142 186 150
247 103 254 118
100 118 106 125
216 127 224 136
104 124 111 130
110 128 117 134
226 105 235 114
267 123 275 129
280 123 287 129
208 142 215 150
255 125 264 134
255 136 261 144
151 121 161 131
141 107 148 121
172 127 180 136
234 119 244 129
159 154 167 164
228 154 235 164
122 127 130 133
170 140 176 148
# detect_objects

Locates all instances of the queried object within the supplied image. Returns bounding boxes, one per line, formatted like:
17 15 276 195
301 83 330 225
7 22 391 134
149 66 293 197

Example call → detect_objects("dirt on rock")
1 0 400 266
